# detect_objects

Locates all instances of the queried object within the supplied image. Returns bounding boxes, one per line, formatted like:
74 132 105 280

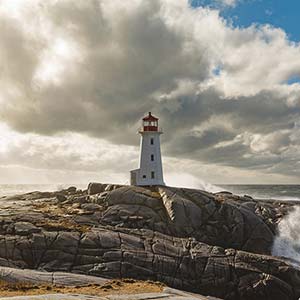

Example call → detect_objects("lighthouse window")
151 171 155 179
143 175 146 179
150 138 154 145
151 154 154 161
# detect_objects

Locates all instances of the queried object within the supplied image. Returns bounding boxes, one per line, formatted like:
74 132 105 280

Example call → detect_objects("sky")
192 0 300 42
0 0 300 186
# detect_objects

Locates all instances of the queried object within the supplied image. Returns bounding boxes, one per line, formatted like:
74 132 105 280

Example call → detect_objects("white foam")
165 173 223 193
254 196 300 202
272 207 300 266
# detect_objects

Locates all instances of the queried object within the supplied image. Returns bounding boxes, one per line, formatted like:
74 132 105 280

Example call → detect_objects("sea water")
220 184 300 201
0 184 87 198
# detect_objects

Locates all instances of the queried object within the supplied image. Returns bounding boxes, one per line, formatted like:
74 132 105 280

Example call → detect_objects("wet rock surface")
0 183 299 300
0 288 220 300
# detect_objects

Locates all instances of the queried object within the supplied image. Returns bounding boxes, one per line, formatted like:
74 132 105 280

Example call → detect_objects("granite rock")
0 183 299 300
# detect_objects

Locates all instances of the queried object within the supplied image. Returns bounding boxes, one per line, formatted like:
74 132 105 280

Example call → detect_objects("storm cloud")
0 0 300 184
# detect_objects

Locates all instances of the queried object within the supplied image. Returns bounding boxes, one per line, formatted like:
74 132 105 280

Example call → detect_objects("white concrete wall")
134 132 164 186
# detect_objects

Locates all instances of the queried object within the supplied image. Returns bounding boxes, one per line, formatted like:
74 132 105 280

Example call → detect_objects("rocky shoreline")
0 183 299 300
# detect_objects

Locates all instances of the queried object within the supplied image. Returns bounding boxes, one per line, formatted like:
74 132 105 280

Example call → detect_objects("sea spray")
272 207 300 265
165 173 223 192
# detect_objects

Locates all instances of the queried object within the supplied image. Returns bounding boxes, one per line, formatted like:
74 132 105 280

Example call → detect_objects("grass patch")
35 219 91 233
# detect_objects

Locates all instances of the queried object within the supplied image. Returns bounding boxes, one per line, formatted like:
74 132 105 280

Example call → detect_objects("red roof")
142 112 158 121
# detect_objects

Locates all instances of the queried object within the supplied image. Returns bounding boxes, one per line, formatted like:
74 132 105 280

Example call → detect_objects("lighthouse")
130 112 165 186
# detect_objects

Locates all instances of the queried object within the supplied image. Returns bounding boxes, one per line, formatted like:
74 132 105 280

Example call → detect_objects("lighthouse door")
130 170 137 185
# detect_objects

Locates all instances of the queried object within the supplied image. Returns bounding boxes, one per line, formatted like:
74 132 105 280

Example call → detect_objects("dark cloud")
0 16 39 92
0 0 299 181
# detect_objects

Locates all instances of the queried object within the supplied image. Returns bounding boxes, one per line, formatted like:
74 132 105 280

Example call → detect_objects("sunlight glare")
34 37 81 85
0 0 27 19
0 123 20 153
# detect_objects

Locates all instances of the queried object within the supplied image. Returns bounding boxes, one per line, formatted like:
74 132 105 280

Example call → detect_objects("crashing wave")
272 207 300 266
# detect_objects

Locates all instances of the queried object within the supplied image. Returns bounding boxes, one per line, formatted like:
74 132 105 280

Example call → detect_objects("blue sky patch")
190 0 300 42
286 75 300 85
212 65 222 76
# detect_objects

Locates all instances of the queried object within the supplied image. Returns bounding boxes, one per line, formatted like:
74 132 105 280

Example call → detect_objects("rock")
88 183 123 195
215 191 232 195
89 192 109 204
73 195 88 204
95 185 275 254
81 203 102 211
56 194 67 202
0 295 106 300
67 186 77 193
0 266 107 286
0 183 299 300
105 291 208 299
14 222 41 236
0 227 298 299
24 191 54 200
0 290 221 300
88 183 107 195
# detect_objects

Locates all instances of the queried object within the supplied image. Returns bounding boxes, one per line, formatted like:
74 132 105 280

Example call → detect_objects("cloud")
1 0 217 139
0 124 137 173
217 0 238 7
191 0 239 9
1 122 297 185
0 0 299 183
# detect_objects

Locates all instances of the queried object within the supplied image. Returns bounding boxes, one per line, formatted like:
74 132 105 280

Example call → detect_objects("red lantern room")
142 112 159 132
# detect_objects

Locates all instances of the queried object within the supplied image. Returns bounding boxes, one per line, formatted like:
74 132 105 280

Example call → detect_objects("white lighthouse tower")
130 112 165 186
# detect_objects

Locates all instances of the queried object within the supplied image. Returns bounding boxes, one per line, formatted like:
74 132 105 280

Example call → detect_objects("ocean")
220 184 300 201
0 184 87 198
0 183 299 201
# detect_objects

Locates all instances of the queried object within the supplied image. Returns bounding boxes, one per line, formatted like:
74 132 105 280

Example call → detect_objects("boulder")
14 222 41 236
56 194 67 202
95 185 276 254
88 183 107 195
67 186 77 194
81 203 102 211
0 266 107 286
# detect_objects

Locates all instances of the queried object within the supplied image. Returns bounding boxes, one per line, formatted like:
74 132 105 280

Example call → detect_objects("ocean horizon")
0 183 299 201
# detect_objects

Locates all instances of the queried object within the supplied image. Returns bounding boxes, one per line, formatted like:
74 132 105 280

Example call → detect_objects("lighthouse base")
130 169 165 186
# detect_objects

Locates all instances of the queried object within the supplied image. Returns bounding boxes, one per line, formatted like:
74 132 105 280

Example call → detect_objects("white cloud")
0 0 299 184
217 0 238 7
